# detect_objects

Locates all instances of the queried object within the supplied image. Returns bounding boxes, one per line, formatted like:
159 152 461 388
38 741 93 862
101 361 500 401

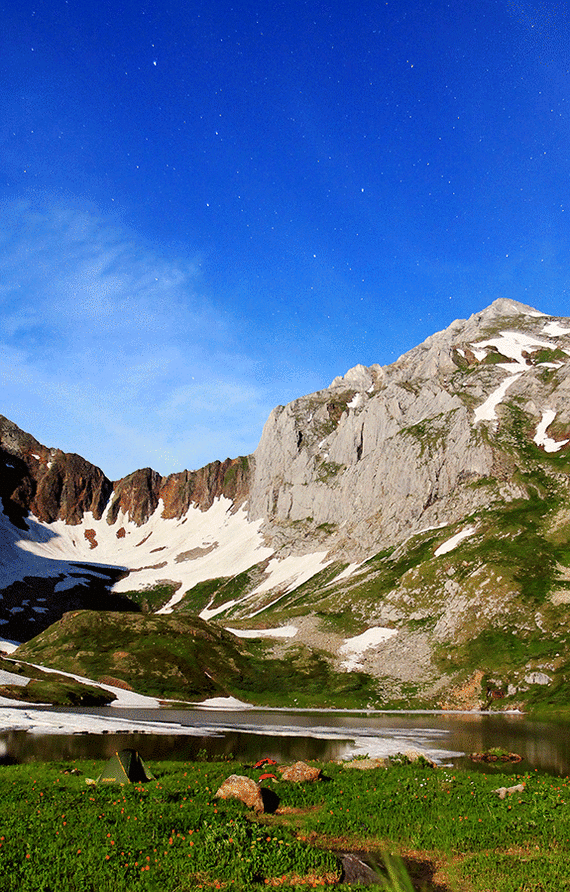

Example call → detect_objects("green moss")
316 460 345 482
7 678 116 706
401 410 458 457
120 583 180 613
531 347 568 365
316 521 337 534
481 348 512 364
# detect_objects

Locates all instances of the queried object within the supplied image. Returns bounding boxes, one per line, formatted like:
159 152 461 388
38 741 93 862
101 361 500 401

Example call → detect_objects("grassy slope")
1 755 569 891
13 611 380 707
0 655 116 706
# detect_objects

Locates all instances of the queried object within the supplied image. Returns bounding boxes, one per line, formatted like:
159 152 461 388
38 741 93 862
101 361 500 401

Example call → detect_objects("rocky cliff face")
248 297 569 556
0 417 252 530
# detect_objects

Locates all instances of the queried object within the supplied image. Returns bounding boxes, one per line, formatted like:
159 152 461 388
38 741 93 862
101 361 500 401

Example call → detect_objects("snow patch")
0 668 30 686
199 551 330 621
327 562 365 585
226 625 297 639
340 627 398 670
0 495 275 612
249 552 330 598
347 393 364 409
20 660 162 708
473 374 522 423
0 638 20 653
200 600 239 621
471 329 570 426
543 321 570 336
533 410 569 453
471 330 555 368
434 526 476 557
196 696 254 709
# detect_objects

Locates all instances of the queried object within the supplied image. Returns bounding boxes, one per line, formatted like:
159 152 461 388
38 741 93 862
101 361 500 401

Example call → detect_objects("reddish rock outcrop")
0 416 112 527
0 415 252 529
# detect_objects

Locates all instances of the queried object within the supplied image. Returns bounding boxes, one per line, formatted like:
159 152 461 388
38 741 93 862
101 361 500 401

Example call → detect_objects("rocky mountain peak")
2 299 570 680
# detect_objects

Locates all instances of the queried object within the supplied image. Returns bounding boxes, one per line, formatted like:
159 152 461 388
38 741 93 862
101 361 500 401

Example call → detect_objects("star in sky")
1 0 570 478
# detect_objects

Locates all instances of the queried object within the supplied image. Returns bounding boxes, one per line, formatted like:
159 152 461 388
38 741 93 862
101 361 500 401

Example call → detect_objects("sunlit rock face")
248 298 570 555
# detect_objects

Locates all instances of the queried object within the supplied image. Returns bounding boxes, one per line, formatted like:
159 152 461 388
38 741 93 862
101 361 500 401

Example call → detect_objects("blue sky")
2 0 570 479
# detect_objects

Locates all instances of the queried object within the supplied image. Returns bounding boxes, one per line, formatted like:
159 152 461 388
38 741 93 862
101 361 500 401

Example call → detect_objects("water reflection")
2 708 570 775
0 729 350 765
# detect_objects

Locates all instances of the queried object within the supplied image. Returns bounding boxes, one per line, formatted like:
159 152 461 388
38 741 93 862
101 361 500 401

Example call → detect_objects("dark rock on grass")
338 852 384 886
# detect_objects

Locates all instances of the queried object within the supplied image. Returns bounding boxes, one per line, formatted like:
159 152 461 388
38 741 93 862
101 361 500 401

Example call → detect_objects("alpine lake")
2 706 570 776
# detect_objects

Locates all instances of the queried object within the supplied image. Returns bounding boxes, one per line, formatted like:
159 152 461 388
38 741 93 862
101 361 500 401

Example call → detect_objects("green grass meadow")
1 755 569 891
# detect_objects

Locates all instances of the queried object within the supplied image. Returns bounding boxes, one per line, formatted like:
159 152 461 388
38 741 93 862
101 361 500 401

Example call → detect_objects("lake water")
2 707 570 775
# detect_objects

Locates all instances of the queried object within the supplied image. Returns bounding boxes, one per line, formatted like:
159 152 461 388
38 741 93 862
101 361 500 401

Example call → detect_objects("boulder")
403 749 438 768
343 757 389 771
214 774 265 813
493 783 526 800
278 761 321 783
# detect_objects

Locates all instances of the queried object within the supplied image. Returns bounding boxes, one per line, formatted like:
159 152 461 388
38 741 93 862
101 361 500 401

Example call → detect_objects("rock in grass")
279 761 321 783
493 783 526 800
343 758 389 771
214 775 265 813
339 852 384 885
402 749 438 768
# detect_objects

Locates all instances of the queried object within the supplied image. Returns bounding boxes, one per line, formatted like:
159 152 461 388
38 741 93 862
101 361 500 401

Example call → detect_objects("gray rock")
524 672 551 686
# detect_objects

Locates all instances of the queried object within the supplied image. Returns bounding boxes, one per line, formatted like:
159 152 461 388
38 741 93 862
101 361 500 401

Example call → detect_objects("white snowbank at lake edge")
196 696 254 709
0 705 463 763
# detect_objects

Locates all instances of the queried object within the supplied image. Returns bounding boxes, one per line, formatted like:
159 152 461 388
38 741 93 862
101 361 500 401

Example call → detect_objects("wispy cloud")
0 195 272 478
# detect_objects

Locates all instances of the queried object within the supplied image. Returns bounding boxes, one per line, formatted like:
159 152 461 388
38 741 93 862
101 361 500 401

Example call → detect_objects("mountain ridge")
3 298 570 710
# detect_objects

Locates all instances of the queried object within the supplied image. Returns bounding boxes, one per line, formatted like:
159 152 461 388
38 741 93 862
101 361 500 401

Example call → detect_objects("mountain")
3 297 570 709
